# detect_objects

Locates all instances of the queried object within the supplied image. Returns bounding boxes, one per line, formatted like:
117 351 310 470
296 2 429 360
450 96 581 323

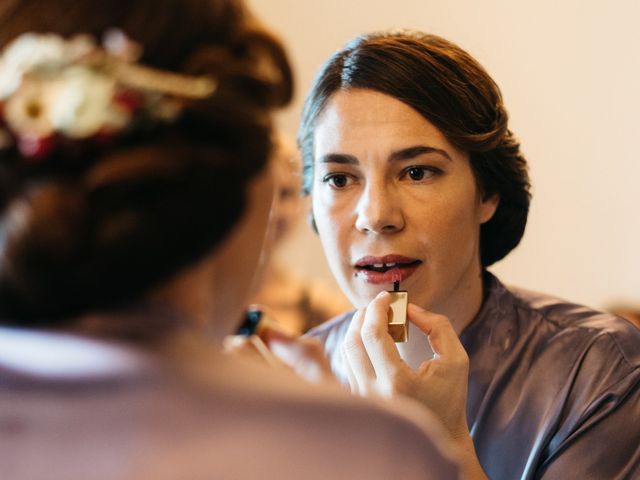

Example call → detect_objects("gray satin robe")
308 272 640 479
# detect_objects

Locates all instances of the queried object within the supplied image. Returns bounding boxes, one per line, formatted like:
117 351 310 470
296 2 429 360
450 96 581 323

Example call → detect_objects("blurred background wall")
248 0 640 310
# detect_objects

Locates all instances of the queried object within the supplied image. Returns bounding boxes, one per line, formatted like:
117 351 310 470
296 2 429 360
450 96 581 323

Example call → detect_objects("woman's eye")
322 173 351 189
402 166 440 182
408 167 426 181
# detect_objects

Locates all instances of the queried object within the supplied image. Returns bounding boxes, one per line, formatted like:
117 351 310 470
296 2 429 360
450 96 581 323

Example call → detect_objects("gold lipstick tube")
387 280 408 342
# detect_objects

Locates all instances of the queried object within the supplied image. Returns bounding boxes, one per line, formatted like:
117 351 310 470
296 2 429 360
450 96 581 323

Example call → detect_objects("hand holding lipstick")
341 292 485 478
263 327 340 386
225 306 339 386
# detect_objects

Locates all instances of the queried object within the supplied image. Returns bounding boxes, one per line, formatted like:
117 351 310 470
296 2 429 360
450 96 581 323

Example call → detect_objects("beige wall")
249 0 640 310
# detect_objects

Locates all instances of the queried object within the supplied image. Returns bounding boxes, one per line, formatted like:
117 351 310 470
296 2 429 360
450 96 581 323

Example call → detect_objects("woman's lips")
353 255 422 286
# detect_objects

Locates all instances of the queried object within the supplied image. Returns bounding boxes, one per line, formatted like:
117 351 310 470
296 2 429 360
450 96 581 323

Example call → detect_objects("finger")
223 334 252 353
249 306 293 341
341 347 360 394
360 291 404 379
263 333 301 366
342 308 375 393
248 336 282 368
407 304 467 359
260 320 298 344
223 335 279 367
267 335 338 385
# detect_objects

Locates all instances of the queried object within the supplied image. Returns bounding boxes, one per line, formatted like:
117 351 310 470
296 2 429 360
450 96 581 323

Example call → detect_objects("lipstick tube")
387 280 408 342
232 306 280 367
236 306 268 336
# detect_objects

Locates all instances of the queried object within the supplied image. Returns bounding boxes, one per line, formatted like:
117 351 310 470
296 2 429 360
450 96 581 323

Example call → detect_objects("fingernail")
376 291 389 299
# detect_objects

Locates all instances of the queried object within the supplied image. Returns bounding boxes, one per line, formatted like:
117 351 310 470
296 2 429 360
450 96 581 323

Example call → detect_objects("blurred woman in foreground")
0 3 459 478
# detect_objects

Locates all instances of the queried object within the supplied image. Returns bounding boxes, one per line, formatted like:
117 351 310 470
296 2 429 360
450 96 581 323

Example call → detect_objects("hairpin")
0 29 217 161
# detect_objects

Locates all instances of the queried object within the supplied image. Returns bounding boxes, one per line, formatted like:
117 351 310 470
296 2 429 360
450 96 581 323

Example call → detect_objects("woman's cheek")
427 198 483 271
314 188 349 231
313 194 354 278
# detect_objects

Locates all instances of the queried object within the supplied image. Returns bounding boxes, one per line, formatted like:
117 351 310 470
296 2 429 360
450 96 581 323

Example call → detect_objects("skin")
208 160 277 337
152 155 337 386
308 88 498 479
151 159 276 342
311 88 498 332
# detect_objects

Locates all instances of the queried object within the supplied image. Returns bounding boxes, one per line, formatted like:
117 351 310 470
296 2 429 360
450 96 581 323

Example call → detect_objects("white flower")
0 31 207 159
0 33 95 99
48 66 128 138
4 78 57 138
0 34 65 99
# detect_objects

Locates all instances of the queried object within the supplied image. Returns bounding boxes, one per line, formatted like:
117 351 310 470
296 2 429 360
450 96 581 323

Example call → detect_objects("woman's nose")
354 182 404 234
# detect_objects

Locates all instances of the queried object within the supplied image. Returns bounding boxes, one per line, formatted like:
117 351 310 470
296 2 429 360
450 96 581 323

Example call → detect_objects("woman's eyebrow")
389 145 452 162
317 153 359 164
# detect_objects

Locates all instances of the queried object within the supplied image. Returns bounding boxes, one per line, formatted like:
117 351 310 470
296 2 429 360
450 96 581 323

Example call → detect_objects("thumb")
407 304 464 358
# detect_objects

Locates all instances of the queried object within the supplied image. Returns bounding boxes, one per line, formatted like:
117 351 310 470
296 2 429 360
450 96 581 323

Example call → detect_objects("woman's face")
311 89 498 317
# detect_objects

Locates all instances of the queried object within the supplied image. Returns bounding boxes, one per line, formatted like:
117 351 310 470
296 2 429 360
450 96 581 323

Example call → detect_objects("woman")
299 30 640 479
0 5 459 479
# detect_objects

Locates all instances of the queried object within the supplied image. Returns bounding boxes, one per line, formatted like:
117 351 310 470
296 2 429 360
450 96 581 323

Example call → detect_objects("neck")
436 268 485 336
145 252 230 344
397 268 485 368
73 302 187 344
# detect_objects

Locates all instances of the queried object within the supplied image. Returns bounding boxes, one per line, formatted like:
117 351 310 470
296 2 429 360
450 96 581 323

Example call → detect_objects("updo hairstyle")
0 0 293 323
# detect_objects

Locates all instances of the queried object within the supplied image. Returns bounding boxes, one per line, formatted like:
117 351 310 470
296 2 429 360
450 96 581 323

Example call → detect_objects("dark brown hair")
298 30 530 267
0 0 293 323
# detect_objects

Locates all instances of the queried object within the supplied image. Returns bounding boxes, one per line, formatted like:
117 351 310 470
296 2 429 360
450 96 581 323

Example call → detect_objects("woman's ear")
479 193 500 224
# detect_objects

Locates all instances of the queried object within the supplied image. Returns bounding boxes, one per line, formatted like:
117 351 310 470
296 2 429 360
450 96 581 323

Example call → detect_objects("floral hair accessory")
0 30 217 161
